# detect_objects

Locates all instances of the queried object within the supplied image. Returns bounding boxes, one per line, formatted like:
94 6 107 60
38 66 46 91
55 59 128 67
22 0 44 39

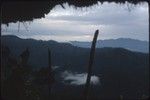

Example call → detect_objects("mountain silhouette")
70 38 149 53
1 35 149 99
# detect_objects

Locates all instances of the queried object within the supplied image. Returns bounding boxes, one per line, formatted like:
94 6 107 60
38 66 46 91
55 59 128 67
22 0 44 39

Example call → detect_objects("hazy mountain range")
1 35 149 99
70 38 149 53
1 35 149 69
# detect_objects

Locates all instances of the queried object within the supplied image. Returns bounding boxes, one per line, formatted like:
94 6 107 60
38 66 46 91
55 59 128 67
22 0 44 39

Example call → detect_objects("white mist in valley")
61 71 100 85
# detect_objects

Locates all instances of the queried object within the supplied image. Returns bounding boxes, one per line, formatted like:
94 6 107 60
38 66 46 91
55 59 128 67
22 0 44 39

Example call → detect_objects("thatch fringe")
1 0 148 24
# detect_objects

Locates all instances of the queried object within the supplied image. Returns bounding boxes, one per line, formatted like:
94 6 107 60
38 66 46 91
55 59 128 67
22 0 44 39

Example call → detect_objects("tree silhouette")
1 48 42 100
20 47 30 66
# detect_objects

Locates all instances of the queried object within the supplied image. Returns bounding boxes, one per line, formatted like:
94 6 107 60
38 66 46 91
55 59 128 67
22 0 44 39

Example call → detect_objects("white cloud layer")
61 71 100 85
1 2 148 41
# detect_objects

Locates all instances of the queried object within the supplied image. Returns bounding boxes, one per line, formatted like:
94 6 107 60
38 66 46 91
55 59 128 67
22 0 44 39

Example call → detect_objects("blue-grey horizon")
1 2 149 42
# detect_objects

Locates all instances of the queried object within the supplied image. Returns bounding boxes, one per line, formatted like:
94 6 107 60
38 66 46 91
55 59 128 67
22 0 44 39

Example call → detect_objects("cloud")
61 71 100 85
52 66 60 70
47 2 148 26
1 2 148 41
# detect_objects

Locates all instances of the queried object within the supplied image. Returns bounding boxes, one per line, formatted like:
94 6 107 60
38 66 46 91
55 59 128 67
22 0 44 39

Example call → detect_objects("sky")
1 2 149 42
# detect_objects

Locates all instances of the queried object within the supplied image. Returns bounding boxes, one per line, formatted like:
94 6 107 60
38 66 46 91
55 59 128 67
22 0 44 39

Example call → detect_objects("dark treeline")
1 35 149 100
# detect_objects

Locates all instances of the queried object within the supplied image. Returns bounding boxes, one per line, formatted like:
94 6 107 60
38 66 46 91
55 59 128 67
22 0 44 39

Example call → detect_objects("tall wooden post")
48 48 52 98
83 30 99 100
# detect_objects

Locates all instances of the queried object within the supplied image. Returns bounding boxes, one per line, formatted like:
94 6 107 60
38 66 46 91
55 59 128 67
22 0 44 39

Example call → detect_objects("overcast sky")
1 2 149 42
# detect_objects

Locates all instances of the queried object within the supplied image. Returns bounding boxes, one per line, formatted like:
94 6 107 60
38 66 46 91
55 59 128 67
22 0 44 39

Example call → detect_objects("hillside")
1 35 149 99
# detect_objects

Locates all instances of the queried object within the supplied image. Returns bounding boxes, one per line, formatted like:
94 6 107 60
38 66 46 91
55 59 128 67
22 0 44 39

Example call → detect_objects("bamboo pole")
83 30 99 100
48 48 52 99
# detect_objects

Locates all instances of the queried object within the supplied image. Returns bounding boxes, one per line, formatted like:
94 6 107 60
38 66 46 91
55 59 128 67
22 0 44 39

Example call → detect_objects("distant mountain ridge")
70 38 149 53
1 35 149 99
1 35 148 69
